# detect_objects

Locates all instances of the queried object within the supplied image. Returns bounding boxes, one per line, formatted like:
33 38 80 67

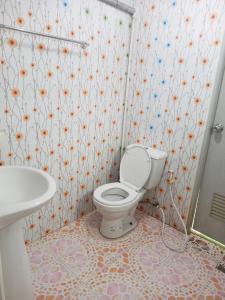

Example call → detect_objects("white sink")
0 166 56 229
0 166 56 300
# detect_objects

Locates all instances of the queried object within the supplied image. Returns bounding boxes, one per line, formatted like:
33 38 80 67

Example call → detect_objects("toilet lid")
120 144 152 191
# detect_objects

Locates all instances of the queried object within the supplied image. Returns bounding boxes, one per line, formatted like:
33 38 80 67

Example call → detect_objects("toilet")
93 144 167 238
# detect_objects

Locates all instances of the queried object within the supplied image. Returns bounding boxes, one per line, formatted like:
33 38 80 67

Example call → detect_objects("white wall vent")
210 193 225 223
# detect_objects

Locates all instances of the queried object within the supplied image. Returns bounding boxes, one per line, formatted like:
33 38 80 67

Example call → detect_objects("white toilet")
93 144 167 238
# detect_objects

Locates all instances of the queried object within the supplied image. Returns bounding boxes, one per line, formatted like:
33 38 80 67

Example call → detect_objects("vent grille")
210 193 225 223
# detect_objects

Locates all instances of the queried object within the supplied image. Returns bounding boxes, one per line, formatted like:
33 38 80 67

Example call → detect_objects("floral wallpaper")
0 0 131 242
1 0 225 241
125 0 225 231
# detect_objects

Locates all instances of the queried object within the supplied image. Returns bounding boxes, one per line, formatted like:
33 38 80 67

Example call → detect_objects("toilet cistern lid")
120 144 151 191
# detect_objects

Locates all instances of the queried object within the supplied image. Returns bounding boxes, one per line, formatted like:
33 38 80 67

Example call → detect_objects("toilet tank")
144 147 167 190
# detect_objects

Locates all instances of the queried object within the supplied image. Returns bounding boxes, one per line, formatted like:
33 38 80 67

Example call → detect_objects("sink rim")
0 165 56 219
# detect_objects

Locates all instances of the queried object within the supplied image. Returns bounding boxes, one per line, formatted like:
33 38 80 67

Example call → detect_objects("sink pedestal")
0 221 33 300
0 166 56 300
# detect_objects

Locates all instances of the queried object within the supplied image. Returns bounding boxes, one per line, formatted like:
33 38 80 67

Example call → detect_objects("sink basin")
0 166 56 300
0 166 56 230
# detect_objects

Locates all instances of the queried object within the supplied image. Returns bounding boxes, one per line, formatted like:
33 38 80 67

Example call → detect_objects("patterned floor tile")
27 210 225 300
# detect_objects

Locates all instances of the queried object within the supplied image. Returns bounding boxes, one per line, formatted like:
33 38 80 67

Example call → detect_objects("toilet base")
100 216 137 238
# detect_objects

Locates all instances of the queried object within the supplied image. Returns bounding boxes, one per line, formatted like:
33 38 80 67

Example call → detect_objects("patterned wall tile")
125 0 225 231
0 0 131 242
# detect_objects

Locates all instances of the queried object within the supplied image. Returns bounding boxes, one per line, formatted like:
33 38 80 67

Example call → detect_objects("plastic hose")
159 184 188 253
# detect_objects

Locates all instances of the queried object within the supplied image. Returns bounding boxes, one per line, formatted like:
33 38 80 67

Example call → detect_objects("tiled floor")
28 210 225 300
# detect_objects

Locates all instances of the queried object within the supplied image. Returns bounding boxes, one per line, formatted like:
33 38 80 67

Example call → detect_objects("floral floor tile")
27 210 225 300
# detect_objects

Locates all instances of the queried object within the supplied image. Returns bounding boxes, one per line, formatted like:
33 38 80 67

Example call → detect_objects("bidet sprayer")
168 170 175 185
155 169 188 252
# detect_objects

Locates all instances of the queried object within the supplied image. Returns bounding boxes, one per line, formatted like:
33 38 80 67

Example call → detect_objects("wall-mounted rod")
121 14 135 156
98 0 135 16
0 24 89 49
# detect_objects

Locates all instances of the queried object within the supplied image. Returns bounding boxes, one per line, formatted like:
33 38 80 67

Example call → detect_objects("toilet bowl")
93 144 167 238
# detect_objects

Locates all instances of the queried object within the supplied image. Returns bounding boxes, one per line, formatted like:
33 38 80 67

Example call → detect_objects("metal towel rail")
0 24 89 49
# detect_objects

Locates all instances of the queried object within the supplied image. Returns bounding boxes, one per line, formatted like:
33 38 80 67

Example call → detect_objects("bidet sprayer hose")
159 172 188 253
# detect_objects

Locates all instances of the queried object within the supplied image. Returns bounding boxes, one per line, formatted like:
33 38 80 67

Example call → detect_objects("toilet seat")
94 145 152 208
94 182 138 207
120 144 152 191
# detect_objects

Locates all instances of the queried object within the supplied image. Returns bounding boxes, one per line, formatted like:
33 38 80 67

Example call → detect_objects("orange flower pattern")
124 0 225 231
0 0 225 240
0 0 131 242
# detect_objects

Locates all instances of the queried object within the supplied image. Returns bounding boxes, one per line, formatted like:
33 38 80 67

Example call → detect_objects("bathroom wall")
0 0 131 242
1 0 225 240
125 0 225 230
